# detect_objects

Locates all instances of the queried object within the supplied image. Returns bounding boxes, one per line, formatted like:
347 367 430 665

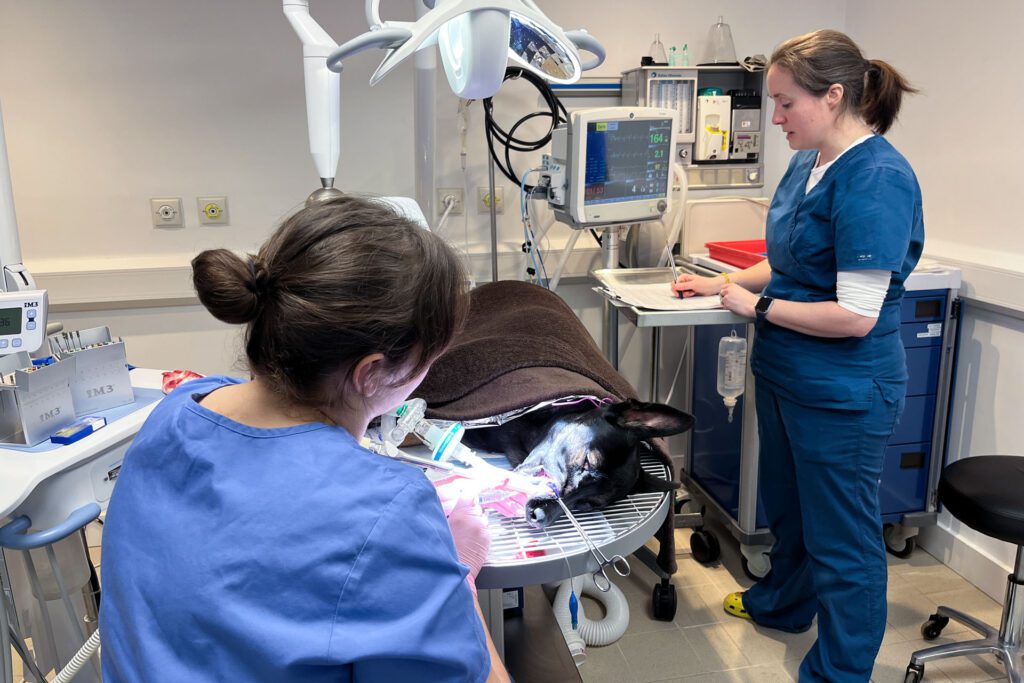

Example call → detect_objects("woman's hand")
445 491 491 592
672 273 725 298
719 284 759 318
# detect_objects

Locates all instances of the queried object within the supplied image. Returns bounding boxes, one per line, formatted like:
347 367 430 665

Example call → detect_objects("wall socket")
151 198 184 228
198 196 229 225
478 187 504 214
437 188 464 216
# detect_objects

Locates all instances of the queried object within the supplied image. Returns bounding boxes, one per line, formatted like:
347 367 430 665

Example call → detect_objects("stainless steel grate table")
475 453 671 658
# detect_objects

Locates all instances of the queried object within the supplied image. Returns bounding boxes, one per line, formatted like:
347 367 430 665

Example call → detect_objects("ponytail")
860 59 918 135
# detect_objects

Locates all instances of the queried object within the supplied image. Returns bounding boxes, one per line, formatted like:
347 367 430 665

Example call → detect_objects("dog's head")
517 399 693 527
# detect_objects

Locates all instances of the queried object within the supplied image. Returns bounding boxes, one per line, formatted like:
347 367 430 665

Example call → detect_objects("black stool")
905 455 1024 683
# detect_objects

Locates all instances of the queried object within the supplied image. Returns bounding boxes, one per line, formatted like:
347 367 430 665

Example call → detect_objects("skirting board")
918 521 1014 605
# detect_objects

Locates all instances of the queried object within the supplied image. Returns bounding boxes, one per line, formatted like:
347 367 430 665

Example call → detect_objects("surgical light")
284 0 604 203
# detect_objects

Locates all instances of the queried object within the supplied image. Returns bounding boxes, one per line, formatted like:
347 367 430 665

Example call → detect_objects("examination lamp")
284 0 605 204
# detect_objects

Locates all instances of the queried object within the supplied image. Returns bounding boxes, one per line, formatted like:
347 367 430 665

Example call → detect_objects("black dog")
461 399 693 527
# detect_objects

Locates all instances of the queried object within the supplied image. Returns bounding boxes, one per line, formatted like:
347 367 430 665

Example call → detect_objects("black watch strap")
755 296 774 323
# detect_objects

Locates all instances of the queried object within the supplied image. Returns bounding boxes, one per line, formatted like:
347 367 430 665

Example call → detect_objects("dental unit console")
543 107 678 229
0 290 46 355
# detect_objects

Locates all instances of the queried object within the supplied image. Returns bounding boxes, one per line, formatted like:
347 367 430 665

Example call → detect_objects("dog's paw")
524 497 561 529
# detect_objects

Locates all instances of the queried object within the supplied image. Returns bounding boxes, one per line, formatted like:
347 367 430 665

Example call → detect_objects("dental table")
474 451 673 660
0 368 165 683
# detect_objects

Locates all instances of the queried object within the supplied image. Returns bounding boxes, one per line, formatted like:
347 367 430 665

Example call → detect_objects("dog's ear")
631 468 682 494
604 399 695 439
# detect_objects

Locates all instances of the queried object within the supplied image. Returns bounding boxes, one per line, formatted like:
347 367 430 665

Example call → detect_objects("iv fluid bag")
717 330 747 420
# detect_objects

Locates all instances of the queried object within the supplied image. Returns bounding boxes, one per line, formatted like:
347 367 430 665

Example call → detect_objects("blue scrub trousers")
743 378 903 682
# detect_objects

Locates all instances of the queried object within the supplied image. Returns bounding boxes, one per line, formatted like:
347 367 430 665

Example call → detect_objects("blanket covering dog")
415 280 678 575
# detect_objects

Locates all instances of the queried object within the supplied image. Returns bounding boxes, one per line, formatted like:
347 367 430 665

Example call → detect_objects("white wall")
846 1 1024 600
0 0 843 375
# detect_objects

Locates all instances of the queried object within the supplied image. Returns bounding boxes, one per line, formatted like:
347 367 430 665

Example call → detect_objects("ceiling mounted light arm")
326 29 414 75
564 30 606 71
365 0 384 29
285 0 604 202
284 0 342 198
364 0 598 99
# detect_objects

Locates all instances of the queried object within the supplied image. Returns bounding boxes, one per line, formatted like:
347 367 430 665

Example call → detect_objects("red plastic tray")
705 239 767 268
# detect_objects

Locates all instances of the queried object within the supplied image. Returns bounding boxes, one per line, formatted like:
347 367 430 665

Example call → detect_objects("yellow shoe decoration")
723 591 752 621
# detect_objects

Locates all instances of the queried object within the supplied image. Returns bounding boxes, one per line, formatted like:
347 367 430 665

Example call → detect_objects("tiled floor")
9 521 1011 682
577 523 1009 683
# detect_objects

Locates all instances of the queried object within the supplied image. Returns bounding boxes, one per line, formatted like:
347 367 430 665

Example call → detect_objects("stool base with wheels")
904 455 1024 683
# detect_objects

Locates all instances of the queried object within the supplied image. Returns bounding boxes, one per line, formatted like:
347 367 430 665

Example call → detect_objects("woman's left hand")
719 284 759 318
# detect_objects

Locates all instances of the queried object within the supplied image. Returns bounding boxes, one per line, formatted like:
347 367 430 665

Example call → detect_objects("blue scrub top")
751 135 924 409
100 376 489 682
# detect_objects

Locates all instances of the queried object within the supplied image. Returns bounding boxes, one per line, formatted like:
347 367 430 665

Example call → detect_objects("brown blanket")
415 280 678 575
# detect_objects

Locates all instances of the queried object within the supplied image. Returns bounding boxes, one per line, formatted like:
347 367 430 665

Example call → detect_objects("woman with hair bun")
673 29 923 681
100 196 509 682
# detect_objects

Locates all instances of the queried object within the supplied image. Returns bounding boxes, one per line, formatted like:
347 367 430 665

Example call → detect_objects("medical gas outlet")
437 189 464 216
478 187 504 214
150 198 184 228
198 196 229 225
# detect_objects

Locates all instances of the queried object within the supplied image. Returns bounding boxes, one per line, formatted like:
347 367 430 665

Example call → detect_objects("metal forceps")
554 498 630 592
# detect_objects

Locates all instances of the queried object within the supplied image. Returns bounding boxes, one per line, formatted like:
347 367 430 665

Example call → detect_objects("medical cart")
682 257 962 578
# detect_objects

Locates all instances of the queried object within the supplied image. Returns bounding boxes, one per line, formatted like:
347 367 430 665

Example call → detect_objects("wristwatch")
755 296 774 323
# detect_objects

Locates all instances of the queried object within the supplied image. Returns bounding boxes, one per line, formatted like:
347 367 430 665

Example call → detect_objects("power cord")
482 68 567 193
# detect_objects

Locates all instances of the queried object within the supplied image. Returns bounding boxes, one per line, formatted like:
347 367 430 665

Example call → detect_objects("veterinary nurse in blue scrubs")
673 30 923 681
101 197 508 682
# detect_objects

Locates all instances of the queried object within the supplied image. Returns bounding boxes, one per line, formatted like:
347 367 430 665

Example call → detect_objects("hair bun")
192 249 264 324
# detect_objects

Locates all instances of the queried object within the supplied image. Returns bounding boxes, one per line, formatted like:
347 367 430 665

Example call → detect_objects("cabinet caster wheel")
652 580 677 621
921 613 950 640
884 524 917 558
904 662 924 682
741 556 766 582
690 529 720 565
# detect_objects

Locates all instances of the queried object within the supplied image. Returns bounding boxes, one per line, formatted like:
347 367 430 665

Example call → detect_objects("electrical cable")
482 68 567 192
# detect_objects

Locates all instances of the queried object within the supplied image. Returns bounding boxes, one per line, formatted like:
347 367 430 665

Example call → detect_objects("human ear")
826 83 845 109
350 353 387 396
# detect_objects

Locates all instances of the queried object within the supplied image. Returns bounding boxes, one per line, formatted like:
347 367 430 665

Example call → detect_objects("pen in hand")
668 257 683 298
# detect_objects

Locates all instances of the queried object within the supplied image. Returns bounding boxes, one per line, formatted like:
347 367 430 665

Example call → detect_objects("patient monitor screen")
583 118 673 206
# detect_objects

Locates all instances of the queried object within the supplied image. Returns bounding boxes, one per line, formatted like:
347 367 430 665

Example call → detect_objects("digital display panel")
583 119 673 205
0 307 21 335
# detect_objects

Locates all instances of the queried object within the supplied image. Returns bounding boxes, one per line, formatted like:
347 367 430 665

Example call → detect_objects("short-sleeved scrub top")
751 135 925 409
100 375 489 682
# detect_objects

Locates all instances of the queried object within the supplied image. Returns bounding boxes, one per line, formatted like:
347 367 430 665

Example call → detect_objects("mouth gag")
554 497 630 592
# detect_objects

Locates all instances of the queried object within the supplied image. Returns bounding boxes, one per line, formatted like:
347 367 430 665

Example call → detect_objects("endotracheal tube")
717 329 747 423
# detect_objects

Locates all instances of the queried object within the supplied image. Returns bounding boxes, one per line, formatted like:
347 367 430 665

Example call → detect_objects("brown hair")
770 29 917 135
192 195 469 408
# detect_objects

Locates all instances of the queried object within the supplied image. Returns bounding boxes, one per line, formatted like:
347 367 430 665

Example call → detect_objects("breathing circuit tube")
548 573 630 662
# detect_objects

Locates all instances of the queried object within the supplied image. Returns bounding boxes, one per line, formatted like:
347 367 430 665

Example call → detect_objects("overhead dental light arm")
285 1 604 204
0 101 35 294
0 99 51 356
283 0 343 201
564 30 606 72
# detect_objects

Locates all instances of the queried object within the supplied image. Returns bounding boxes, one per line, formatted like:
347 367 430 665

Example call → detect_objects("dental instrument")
554 497 630 592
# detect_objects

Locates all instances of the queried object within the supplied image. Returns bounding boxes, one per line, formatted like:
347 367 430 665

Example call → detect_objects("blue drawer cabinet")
880 442 931 514
880 288 950 519
680 273 958 556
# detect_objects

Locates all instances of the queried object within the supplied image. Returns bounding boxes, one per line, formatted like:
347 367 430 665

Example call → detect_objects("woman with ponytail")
100 196 509 682
673 29 922 681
